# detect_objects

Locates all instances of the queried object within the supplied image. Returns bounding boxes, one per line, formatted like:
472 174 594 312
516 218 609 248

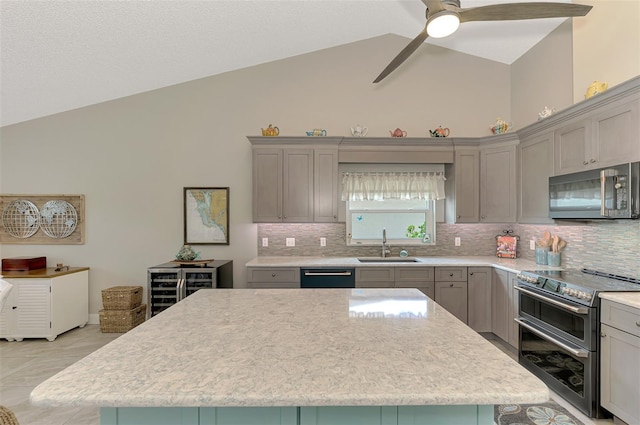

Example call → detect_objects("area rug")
494 399 585 425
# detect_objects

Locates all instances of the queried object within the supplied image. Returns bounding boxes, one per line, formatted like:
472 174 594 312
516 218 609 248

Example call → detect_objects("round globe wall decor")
1 199 41 238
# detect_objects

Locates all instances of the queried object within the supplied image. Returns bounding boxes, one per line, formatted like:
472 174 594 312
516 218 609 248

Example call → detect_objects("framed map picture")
183 187 229 245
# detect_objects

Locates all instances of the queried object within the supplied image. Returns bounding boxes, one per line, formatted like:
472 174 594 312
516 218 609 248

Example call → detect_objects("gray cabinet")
434 267 468 323
554 98 640 175
508 272 519 349
356 267 394 288
247 267 300 288
252 148 314 222
313 149 339 222
517 131 554 224
480 142 517 222
394 267 435 300
445 148 479 223
491 268 509 343
600 299 640 425
467 267 492 333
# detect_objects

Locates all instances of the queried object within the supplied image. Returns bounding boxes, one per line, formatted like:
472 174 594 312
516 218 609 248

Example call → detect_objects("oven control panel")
516 272 595 305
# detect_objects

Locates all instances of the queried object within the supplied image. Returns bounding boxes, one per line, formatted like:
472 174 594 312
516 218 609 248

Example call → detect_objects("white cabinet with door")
467 267 492 333
434 267 468 323
600 298 640 425
0 268 89 341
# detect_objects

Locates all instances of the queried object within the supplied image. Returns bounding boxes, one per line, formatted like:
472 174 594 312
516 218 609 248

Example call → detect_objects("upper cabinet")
479 139 517 223
553 80 640 175
517 131 554 224
445 146 480 223
249 137 341 223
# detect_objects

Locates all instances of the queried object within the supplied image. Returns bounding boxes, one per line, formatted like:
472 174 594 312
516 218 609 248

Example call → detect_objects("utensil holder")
535 247 550 265
547 252 561 267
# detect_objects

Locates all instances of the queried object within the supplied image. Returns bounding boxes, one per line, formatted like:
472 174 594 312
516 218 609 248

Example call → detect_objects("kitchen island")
30 288 548 425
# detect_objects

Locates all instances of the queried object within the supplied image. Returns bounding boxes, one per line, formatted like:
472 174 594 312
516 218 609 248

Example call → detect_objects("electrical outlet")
262 238 268 247
454 237 461 246
530 239 536 250
286 238 295 247
320 237 326 247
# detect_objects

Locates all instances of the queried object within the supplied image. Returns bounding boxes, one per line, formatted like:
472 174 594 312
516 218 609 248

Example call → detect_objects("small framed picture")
183 187 229 245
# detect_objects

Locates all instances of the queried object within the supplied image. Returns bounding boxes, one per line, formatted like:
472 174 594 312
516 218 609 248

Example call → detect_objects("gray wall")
0 34 513 318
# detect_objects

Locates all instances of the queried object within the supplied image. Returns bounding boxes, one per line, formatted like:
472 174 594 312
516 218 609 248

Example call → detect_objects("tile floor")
0 326 616 425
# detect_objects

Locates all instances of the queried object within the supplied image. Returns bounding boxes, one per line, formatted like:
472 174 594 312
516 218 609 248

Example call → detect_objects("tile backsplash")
258 221 640 277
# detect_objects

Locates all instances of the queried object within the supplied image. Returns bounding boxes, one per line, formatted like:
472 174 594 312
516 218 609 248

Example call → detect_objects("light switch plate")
454 237 461 246
530 239 536 250
286 238 295 247
262 238 268 247
320 237 326 247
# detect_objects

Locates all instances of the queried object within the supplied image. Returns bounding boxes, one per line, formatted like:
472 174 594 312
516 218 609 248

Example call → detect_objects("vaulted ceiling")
0 0 577 127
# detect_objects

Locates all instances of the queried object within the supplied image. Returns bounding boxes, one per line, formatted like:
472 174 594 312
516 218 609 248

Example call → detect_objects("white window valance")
341 172 446 202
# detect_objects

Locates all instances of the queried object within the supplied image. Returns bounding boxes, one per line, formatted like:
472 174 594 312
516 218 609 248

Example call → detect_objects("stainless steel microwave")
549 162 639 219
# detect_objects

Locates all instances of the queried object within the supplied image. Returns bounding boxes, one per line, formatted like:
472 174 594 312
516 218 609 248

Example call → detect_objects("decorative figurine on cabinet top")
490 118 510 135
350 124 368 137
261 124 279 136
585 81 608 99
389 128 407 137
429 126 450 138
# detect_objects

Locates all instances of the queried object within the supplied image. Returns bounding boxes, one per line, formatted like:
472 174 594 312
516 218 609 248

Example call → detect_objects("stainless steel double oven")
515 269 640 418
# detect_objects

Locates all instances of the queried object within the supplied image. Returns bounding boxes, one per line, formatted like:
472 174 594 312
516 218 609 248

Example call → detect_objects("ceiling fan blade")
373 27 429 83
459 2 592 23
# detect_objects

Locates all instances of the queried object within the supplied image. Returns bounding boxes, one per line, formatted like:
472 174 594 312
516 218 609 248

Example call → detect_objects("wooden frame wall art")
0 194 85 245
183 187 229 245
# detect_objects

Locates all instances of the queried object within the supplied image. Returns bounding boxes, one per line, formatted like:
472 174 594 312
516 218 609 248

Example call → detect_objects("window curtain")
341 172 446 201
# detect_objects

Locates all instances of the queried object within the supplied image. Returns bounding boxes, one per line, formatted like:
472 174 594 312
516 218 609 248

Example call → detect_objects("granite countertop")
599 292 640 309
246 256 561 274
31 288 548 408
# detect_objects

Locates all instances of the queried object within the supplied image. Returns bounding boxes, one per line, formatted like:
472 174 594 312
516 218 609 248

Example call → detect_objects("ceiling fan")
373 0 592 83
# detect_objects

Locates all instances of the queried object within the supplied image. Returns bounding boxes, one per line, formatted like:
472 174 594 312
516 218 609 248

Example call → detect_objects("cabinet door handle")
590 158 596 163
271 273 276 278
469 272 474 276
601 331 607 337
481 215 485 219
449 273 454 277
449 283 454 287
636 321 640 327
12 306 17 310
583 160 589 165
457 215 461 219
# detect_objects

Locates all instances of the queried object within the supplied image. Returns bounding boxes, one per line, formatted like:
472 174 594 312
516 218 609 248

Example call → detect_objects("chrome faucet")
382 228 390 258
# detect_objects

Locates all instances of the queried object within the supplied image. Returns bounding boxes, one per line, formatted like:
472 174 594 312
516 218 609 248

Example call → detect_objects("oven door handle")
514 286 589 315
515 318 589 358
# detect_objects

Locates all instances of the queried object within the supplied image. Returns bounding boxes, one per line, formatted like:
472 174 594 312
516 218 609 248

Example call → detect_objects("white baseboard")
88 313 100 325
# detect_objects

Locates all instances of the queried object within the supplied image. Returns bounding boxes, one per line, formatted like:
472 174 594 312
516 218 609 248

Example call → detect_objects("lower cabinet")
600 299 640 425
491 268 518 348
246 267 300 288
491 268 509 343
434 267 468 323
467 267 492 333
356 268 394 288
394 267 435 300
0 269 89 341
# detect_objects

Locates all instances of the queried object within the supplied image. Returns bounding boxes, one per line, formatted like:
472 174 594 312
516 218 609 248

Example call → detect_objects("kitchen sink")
357 257 420 263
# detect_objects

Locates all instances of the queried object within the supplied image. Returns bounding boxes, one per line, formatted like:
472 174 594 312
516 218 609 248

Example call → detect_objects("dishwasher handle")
304 271 352 276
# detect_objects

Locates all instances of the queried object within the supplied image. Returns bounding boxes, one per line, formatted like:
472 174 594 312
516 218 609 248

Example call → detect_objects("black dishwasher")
300 268 356 288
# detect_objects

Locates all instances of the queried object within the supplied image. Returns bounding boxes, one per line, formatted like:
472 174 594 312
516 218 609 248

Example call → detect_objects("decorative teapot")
537 106 556 121
429 126 450 138
261 124 279 137
585 81 608 99
489 118 510 135
306 128 327 137
350 124 368 137
390 128 408 137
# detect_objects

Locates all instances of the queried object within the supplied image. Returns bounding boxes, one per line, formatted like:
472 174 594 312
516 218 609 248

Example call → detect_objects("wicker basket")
101 286 143 310
99 304 146 333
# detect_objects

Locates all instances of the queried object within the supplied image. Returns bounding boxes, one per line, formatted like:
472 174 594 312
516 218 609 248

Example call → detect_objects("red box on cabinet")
1 256 47 272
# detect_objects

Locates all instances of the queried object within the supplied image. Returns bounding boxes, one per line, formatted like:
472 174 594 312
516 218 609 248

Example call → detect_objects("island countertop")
31 288 548 408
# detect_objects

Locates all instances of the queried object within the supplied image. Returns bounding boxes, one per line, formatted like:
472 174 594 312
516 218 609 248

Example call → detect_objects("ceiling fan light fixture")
426 11 460 38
